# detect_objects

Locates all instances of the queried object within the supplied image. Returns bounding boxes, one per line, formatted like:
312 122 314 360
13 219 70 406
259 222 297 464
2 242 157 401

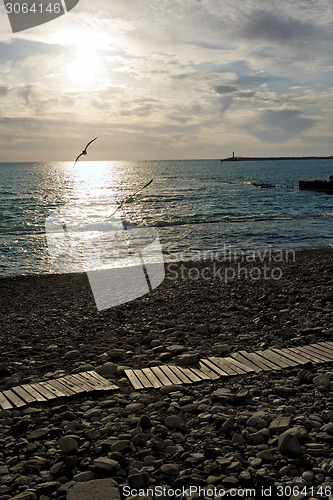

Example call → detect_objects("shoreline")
0 247 333 498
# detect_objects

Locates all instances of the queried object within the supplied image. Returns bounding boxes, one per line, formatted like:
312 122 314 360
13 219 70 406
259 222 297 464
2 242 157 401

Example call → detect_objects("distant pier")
221 154 333 163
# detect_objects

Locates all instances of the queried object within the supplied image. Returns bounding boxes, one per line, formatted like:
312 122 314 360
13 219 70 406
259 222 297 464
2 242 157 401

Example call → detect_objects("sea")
1 159 333 277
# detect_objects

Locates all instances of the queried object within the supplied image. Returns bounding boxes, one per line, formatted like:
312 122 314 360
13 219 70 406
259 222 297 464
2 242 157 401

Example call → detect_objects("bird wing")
73 152 83 166
85 137 98 150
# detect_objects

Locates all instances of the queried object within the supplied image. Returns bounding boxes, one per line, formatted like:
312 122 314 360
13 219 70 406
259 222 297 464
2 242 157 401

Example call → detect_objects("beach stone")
176 353 200 366
165 415 184 429
313 373 330 388
27 428 49 440
58 436 79 454
93 457 118 471
301 471 314 481
256 450 275 461
246 415 267 429
278 431 302 456
125 403 145 412
269 416 292 432
10 493 37 500
64 349 80 359
128 473 150 489
67 478 120 500
160 384 184 394
161 463 179 476
232 433 245 445
73 471 95 482
195 324 209 334
96 362 117 378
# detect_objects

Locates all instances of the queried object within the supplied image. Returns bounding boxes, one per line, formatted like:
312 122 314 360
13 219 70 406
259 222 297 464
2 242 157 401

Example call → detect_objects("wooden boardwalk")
0 371 118 410
125 341 333 390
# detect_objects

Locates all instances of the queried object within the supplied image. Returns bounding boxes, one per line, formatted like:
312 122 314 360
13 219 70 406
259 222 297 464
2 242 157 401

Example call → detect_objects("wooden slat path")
0 371 119 410
125 342 333 390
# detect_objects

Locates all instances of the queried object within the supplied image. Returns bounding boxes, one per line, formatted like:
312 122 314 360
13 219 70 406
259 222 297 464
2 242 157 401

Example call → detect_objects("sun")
69 47 101 86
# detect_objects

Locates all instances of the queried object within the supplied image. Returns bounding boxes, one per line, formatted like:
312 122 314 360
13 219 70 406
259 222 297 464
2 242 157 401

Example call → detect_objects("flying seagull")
73 137 98 166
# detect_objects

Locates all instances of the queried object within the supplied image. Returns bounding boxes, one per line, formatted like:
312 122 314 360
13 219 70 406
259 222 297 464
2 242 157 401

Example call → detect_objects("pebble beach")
1 247 333 499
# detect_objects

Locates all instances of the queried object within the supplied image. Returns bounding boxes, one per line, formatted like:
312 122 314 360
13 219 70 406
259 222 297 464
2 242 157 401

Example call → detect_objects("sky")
0 0 333 161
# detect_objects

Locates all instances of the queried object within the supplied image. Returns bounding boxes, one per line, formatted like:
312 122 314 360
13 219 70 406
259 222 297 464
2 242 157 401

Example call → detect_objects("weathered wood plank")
208 357 239 376
142 368 163 388
315 342 333 356
47 379 76 397
150 366 173 386
230 352 263 373
238 351 272 371
159 365 183 385
270 348 301 366
252 351 282 370
2 390 25 407
78 372 108 390
260 349 295 368
30 383 58 400
295 346 328 363
177 366 201 383
12 386 37 404
71 373 100 391
306 344 333 360
85 371 119 390
200 358 229 376
224 356 254 373
55 377 85 394
197 361 220 380
167 365 193 384
21 384 47 402
281 347 313 365
39 381 66 398
187 366 212 381
69 374 99 392
288 346 320 364
132 370 154 389
0 392 13 410
125 369 144 390
299 345 333 362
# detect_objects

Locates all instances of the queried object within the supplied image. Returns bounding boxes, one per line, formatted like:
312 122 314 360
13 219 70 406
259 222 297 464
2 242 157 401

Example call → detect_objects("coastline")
0 247 333 498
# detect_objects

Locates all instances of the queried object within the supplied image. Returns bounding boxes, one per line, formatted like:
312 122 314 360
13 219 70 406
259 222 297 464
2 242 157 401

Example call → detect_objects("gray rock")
269 416 292 432
165 415 184 429
73 471 95 482
278 431 302 456
58 436 79 454
67 478 120 500
27 428 49 440
93 457 118 471
96 362 117 378
313 373 330 388
161 463 179 475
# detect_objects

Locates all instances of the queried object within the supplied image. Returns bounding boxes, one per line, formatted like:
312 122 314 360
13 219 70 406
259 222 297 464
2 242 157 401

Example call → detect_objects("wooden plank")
30 383 57 400
2 389 25 407
299 345 333 362
125 369 144 390
70 373 100 392
307 344 333 360
208 357 239 376
238 351 272 371
64 374 92 393
223 356 254 373
85 371 118 390
159 365 183 385
288 346 320 364
47 379 76 396
281 347 312 365
167 365 194 384
21 384 47 402
55 377 85 394
132 370 154 389
252 351 282 370
200 358 229 376
230 352 263 373
142 368 163 388
315 342 333 355
187 366 212 381
177 366 201 383
197 361 220 380
0 392 13 410
78 372 109 391
11 386 37 404
260 349 295 368
271 348 304 366
39 381 66 398
150 366 173 386
295 346 328 363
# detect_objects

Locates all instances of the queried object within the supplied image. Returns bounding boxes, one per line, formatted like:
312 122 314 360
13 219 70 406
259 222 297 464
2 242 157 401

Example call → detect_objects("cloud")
246 108 317 142
215 85 238 94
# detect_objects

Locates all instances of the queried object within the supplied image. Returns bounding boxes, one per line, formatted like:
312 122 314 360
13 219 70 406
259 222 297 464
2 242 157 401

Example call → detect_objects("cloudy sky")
0 0 333 161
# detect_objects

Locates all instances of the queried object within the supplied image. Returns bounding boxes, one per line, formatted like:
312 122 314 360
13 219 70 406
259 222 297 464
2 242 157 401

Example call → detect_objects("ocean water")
1 159 333 276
